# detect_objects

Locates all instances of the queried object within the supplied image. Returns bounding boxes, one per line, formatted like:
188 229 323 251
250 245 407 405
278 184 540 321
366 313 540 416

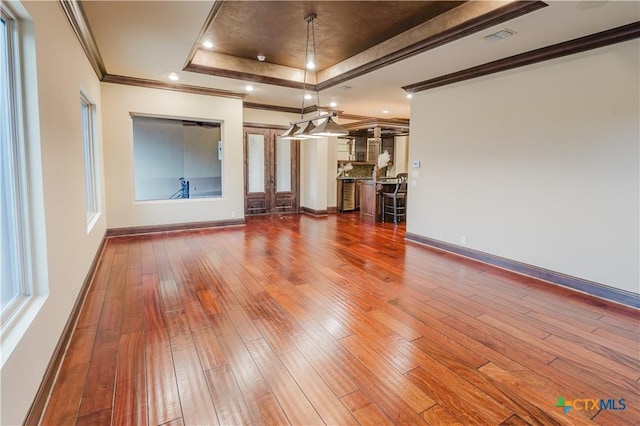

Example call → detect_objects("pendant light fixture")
280 14 349 140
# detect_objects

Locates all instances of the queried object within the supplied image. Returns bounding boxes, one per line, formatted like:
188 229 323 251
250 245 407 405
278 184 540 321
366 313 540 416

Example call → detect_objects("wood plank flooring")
40 213 639 425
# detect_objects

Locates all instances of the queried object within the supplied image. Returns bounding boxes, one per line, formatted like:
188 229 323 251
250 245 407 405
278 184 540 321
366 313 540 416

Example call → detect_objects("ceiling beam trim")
185 1 546 91
102 74 246 99
343 118 410 131
59 0 107 80
316 0 548 90
243 102 314 115
183 0 225 70
403 21 640 93
185 59 313 91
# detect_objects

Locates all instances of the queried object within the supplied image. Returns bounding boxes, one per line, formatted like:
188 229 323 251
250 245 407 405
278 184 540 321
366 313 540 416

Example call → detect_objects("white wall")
300 137 332 212
184 124 222 198
132 117 222 200
394 135 409 174
0 1 106 424
102 84 244 227
408 40 639 294
133 117 185 200
243 107 298 127
326 137 338 209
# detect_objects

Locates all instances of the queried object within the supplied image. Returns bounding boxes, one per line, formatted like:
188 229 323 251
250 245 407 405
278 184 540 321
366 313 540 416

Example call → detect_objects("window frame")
0 4 32 326
131 114 224 202
80 91 100 230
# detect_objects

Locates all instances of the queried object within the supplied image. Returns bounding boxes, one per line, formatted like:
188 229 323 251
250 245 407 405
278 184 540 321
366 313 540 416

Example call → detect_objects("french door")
243 127 299 215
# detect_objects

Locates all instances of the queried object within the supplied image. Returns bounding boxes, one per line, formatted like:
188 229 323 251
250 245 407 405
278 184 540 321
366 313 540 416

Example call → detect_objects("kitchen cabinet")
345 135 396 163
354 136 367 162
359 179 400 222
381 136 395 161
352 137 394 163
359 180 377 222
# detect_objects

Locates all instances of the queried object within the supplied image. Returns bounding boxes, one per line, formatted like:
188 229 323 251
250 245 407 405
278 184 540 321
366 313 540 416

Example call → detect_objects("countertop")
359 178 399 183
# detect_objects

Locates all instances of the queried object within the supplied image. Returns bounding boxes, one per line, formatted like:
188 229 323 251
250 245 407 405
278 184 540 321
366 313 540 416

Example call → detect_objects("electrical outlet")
460 236 466 245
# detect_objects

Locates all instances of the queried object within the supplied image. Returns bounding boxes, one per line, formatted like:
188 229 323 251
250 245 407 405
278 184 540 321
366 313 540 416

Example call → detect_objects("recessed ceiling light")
329 102 337 108
257 54 266 62
406 93 413 99
202 40 213 49
245 85 254 92
168 73 179 81
304 93 312 100
306 60 315 70
382 110 389 114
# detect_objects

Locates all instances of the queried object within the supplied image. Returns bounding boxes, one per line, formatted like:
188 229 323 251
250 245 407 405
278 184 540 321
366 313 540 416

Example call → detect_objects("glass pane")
275 137 291 192
81 99 96 216
132 116 222 201
0 12 20 313
247 133 265 193
367 138 380 162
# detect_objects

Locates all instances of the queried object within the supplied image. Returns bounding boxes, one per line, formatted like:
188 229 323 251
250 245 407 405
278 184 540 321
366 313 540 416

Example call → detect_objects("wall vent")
484 29 515 42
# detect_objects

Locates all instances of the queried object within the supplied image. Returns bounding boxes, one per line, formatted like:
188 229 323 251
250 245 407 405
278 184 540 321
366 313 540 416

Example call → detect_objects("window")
81 93 99 226
1 5 30 322
132 115 223 201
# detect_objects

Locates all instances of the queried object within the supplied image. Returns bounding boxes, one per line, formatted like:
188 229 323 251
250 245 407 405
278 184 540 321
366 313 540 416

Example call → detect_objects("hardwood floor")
40 213 639 425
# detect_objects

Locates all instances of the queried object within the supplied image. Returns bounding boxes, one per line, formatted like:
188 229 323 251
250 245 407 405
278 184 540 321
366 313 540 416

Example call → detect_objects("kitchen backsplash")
337 163 374 178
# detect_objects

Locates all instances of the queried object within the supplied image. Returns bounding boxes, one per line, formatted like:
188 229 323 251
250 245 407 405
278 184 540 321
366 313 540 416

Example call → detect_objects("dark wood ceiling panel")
203 1 464 70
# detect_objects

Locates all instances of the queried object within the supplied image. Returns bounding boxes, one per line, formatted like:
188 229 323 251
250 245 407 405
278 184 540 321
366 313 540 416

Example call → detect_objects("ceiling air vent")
484 29 515 42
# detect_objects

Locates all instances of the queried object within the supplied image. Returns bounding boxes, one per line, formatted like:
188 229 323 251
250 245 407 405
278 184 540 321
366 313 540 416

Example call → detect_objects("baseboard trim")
23 234 108 426
106 218 246 237
301 207 329 217
327 206 338 214
405 232 640 309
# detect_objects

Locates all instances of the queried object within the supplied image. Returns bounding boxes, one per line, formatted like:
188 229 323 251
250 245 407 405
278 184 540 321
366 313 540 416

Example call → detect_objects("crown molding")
404 21 640 93
59 0 106 79
243 102 319 115
102 74 246 99
243 122 290 131
243 102 302 114
241 103 410 125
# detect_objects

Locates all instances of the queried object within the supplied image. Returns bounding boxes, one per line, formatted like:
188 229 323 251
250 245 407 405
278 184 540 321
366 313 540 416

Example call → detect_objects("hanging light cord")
280 13 348 138
311 17 321 115
300 15 313 120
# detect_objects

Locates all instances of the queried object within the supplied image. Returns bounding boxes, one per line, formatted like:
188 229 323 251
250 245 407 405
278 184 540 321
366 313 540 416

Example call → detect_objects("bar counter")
358 179 398 222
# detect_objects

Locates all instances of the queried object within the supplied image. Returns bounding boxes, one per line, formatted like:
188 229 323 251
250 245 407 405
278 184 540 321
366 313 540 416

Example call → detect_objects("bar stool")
382 173 408 224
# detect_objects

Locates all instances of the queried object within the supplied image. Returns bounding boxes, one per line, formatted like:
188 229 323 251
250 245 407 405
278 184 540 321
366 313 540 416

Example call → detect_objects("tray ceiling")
78 0 640 119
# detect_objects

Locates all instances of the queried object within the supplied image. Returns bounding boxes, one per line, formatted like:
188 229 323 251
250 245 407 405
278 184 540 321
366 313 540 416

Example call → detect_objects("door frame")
243 124 300 216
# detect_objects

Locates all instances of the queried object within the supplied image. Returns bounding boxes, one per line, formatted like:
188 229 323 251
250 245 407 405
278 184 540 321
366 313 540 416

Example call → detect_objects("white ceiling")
82 0 639 119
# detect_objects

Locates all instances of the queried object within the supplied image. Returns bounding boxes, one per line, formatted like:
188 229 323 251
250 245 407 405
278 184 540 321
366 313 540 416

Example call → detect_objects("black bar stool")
382 173 408 224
